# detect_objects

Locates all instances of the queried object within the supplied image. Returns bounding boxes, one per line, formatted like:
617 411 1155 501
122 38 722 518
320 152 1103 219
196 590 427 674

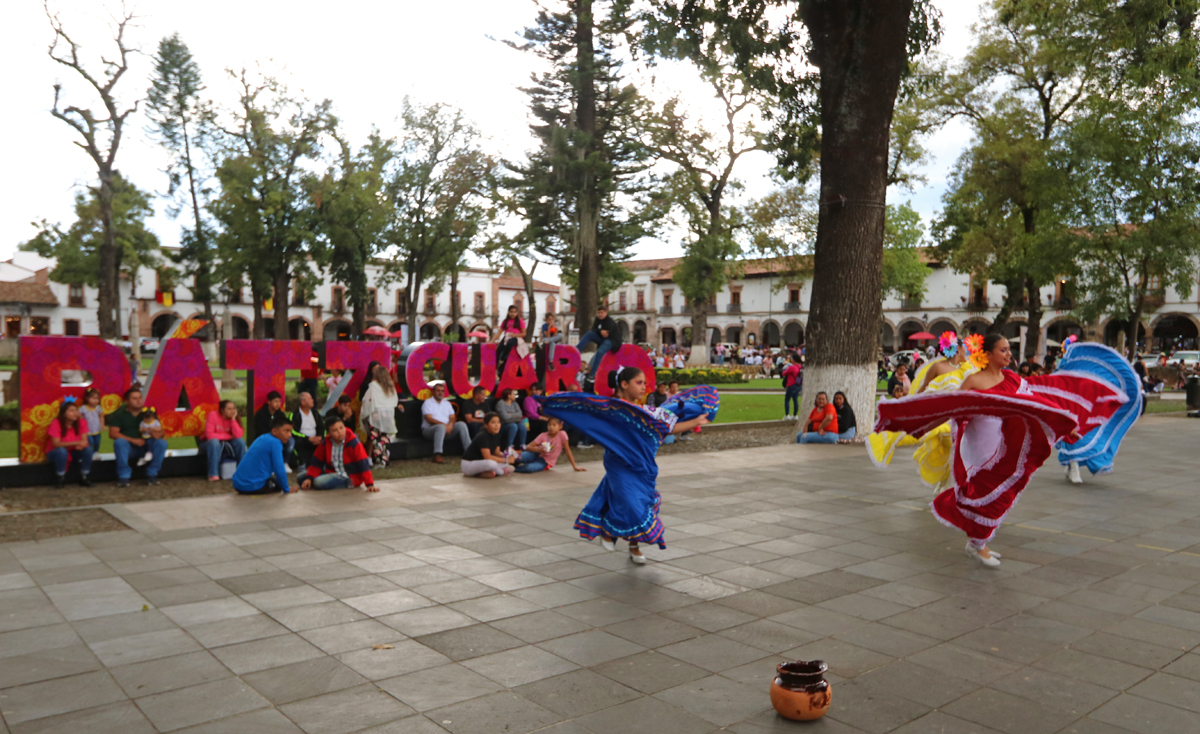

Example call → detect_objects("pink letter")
595 345 657 397
448 343 498 398
542 345 582 394
325 341 393 406
405 342 449 400
497 350 537 393
143 338 221 438
222 340 312 416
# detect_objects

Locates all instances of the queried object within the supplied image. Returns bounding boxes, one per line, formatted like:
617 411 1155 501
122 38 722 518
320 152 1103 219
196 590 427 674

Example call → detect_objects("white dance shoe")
1066 462 1083 485
966 542 1001 567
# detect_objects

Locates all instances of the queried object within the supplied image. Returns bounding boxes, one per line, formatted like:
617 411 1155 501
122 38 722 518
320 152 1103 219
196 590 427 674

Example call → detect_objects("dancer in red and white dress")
875 334 1128 567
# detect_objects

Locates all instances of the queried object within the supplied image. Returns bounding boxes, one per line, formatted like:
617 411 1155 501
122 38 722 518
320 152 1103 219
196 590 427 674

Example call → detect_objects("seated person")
325 393 357 434
797 391 839 445
461 412 515 478
577 305 622 380
232 414 294 495
299 417 377 492
253 390 294 466
47 400 93 488
523 382 548 437
292 391 326 471
514 416 584 473
645 382 671 409
421 382 471 463
203 400 246 481
495 388 527 450
832 391 858 443
136 407 162 466
108 387 167 488
887 364 910 395
460 386 493 439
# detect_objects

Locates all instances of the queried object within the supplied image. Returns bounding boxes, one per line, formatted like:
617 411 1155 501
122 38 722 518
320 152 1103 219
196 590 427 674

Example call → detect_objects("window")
367 288 378 316
474 292 485 314
331 287 345 313
546 295 556 314
397 289 408 314
230 288 243 304
730 291 741 306
1147 275 1162 292
968 275 986 306
636 290 645 310
618 292 627 311
63 319 80 336
513 294 524 314
5 317 19 338
30 317 49 335
424 290 437 313
293 281 306 306
788 288 800 304
663 292 672 308
68 284 84 307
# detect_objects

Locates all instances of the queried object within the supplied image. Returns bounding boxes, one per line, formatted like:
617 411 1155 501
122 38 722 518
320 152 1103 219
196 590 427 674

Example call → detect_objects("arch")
288 317 311 341
897 318 926 347
366 319 385 330
617 320 630 343
1102 318 1148 351
725 325 743 344
419 321 442 341
962 318 990 337
445 323 466 343
762 319 782 348
229 314 251 340
323 319 351 342
880 322 894 351
660 326 677 346
784 320 805 347
927 318 959 337
710 326 721 346
150 311 182 339
1044 316 1084 346
388 321 408 338
1150 312 1200 352
633 319 647 344
263 317 274 336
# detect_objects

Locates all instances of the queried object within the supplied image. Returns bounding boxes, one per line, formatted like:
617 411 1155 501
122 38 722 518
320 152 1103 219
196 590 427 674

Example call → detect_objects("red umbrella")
363 326 389 337
909 331 936 340
467 330 490 339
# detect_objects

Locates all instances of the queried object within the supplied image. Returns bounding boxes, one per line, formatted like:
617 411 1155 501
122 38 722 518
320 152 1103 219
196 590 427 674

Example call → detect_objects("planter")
770 660 831 721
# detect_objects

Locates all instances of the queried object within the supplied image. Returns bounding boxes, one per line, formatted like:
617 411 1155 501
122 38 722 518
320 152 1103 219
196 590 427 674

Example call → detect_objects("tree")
1061 36 1200 354
506 0 657 334
316 131 394 337
45 2 142 339
22 173 163 347
145 32 218 342
208 71 332 339
381 100 493 336
656 0 941 419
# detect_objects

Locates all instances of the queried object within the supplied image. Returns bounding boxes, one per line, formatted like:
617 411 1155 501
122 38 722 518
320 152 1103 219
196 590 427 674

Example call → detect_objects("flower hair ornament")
1063 334 1079 349
63 396 77 404
964 333 989 370
938 331 959 358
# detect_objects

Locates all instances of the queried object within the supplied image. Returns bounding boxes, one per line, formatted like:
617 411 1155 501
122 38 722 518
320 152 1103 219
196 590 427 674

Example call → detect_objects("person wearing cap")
253 391 294 468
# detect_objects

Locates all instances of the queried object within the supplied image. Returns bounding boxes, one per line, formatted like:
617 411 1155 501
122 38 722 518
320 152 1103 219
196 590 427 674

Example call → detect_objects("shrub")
653 368 746 385
0 400 17 430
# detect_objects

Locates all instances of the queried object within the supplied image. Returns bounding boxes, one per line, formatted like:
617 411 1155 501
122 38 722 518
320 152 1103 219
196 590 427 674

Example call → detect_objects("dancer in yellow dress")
867 332 979 488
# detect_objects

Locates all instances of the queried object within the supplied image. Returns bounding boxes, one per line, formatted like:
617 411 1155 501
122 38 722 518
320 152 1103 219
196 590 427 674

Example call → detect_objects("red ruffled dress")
875 371 1127 544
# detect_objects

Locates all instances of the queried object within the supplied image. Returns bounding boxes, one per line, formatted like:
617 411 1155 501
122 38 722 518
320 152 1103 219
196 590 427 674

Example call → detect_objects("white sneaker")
136 453 151 467
965 542 1001 568
578 442 594 449
1067 461 1083 485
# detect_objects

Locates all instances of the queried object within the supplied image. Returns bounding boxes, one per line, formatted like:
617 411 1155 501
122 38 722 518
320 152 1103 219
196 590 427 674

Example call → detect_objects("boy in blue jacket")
232 414 294 494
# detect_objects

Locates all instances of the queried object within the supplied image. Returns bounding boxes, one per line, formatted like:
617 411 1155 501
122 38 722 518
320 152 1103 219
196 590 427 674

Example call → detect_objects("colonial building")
0 251 560 344
562 256 1200 355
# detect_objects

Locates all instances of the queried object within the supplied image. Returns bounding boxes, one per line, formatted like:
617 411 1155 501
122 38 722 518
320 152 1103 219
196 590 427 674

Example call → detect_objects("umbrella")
909 331 936 340
363 326 389 337
467 330 490 339
389 330 406 339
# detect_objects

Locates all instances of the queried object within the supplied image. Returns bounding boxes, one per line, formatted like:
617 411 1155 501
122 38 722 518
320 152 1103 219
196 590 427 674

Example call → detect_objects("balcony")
901 298 921 310
966 299 988 313
423 305 437 317
784 302 801 312
1052 297 1073 310
707 303 717 313
726 304 742 314
659 306 673 315
473 307 486 318
681 305 692 315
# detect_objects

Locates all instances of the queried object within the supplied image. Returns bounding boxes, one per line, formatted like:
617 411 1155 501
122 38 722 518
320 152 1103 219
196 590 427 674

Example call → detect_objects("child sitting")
79 388 105 453
461 413 515 478
514 417 585 473
137 407 162 466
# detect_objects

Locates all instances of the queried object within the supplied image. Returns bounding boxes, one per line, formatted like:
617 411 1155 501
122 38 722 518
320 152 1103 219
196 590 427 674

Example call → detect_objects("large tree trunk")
799 0 914 425
273 271 290 340
515 260 538 342
450 269 463 341
988 281 1022 335
688 298 710 365
1024 275 1043 361
406 272 419 338
351 303 364 338
97 171 120 339
574 0 599 343
252 290 265 339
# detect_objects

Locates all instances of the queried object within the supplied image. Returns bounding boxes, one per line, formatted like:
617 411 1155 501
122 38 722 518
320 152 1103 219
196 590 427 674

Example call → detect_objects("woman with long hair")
876 334 1128 567
538 368 715 563
46 399 93 488
496 305 525 372
361 363 400 467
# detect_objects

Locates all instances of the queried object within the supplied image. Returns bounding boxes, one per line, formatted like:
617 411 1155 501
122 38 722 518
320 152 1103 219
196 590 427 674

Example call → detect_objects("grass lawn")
0 432 198 460
1146 399 1190 414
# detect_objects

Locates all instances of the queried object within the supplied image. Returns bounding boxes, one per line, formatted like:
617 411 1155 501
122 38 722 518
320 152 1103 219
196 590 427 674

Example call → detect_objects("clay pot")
770 660 831 721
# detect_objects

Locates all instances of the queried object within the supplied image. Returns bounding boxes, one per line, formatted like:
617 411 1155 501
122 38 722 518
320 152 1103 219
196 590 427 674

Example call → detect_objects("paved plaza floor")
2 415 1200 734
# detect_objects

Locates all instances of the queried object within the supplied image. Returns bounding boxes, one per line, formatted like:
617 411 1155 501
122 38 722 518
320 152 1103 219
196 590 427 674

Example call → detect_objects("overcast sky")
2 0 985 284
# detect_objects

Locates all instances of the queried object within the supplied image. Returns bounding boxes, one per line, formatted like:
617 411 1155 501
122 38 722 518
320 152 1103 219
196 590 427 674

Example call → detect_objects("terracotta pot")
770 660 831 721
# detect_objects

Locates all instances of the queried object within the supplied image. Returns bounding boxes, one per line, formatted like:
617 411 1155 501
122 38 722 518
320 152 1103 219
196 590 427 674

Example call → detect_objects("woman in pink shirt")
204 400 246 481
47 400 93 488
496 305 525 372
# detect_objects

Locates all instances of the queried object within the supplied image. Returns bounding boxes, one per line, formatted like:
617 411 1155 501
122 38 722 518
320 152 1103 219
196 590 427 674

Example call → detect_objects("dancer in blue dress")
538 367 714 563
1055 339 1142 484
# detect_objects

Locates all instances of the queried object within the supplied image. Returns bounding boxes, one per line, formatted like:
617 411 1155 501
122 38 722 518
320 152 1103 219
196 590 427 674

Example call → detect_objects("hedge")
652 368 747 385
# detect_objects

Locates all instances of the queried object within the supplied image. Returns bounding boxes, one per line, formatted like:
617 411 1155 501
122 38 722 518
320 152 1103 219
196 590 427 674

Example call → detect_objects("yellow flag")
162 293 173 307
264 298 274 311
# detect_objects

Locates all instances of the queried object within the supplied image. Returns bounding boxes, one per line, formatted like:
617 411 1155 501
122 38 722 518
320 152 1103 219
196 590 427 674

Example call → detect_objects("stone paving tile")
135 677 272 732
0 670 126 726
278 684 415 734
5 700 156 734
376 663 505 711
241 655 368 705
109 650 232 698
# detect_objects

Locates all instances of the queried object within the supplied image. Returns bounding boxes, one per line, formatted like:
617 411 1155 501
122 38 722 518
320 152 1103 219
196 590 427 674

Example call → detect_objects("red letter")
405 342 449 400
222 340 312 418
143 338 221 438
325 341 393 407
497 350 537 393
595 345 657 397
448 343 498 398
542 345 582 394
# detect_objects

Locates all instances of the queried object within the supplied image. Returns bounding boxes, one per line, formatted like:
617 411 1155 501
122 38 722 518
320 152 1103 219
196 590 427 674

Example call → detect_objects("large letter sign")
143 338 221 438
594 344 657 397
19 336 131 463
222 340 312 434
447 343 498 398
405 342 449 400
540 345 583 394
324 341 393 408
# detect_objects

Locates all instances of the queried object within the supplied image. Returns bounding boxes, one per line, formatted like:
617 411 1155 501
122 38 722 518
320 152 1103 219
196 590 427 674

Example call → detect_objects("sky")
2 0 986 285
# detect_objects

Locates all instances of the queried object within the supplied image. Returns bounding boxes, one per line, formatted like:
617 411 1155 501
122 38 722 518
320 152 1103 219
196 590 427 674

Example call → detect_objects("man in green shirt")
108 387 167 487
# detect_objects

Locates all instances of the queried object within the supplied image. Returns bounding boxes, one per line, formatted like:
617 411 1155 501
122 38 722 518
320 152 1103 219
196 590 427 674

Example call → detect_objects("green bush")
0 400 17 430
653 368 746 385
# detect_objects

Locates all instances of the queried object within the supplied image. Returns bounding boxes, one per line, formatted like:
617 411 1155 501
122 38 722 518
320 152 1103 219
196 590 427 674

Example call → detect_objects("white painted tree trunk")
800 363 877 437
